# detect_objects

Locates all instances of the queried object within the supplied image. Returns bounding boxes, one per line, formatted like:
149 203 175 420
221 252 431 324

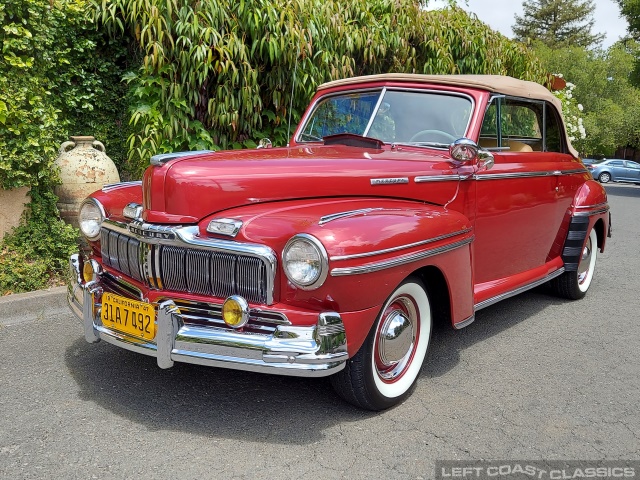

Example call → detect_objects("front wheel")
330 278 432 410
551 228 598 300
598 172 611 183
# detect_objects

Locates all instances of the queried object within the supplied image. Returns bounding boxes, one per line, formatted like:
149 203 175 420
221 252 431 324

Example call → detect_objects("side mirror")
449 138 494 171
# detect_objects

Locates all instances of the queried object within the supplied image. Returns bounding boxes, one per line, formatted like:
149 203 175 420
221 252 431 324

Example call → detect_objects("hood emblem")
129 224 176 240
371 177 409 185
207 218 243 237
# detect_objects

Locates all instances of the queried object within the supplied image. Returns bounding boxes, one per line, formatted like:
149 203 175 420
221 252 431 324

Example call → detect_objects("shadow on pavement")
65 287 567 443
422 287 566 378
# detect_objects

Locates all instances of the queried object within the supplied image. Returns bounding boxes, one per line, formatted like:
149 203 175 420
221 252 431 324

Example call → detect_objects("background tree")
617 0 640 85
0 0 130 293
533 40 640 156
617 0 640 39
513 0 604 49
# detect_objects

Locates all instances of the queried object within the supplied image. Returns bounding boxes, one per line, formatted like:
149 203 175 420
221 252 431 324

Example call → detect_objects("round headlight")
282 234 328 290
78 199 105 240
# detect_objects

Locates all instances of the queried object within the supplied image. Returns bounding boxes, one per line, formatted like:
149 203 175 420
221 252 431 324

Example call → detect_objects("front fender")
200 196 473 312
200 197 474 356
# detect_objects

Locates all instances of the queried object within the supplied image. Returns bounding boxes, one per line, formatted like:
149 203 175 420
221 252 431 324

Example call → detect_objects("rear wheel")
598 172 611 183
551 228 598 300
330 278 432 410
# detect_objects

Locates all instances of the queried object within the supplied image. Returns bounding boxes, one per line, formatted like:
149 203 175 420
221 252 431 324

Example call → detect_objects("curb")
0 286 68 326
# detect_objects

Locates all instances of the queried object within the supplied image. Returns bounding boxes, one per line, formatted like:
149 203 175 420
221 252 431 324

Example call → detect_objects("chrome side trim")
150 150 214 166
371 177 409 185
573 206 610 217
319 208 384 226
102 181 143 192
331 237 473 276
474 267 565 311
453 314 475 330
331 228 473 261
474 169 586 181
414 175 460 183
574 201 608 210
574 208 609 217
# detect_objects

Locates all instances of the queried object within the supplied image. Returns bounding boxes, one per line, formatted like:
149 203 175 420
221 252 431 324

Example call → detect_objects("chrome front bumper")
68 254 347 377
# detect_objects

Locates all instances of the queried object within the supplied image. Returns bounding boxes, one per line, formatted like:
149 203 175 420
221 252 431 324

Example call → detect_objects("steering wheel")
409 129 457 143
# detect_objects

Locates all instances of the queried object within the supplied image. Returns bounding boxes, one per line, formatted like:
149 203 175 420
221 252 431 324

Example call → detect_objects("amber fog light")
82 259 102 283
222 296 249 328
82 261 93 283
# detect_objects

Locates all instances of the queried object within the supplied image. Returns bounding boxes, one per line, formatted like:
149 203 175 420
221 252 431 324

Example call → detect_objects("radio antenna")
286 43 301 147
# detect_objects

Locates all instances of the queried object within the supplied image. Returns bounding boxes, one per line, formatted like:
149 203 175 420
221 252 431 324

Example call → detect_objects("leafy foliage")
553 79 587 152
0 0 131 188
0 0 130 291
0 187 78 295
534 41 640 156
617 0 640 86
618 0 640 40
93 0 548 176
513 0 604 49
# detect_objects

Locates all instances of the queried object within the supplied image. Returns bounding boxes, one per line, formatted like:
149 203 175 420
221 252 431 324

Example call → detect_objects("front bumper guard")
68 254 347 377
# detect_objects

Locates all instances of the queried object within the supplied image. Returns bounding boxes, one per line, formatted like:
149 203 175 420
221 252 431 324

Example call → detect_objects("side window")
544 104 565 153
501 100 541 141
625 161 640 170
479 97 566 153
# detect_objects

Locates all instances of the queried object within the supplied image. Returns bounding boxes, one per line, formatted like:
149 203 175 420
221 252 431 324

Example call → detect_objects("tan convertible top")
318 73 557 105
318 73 578 157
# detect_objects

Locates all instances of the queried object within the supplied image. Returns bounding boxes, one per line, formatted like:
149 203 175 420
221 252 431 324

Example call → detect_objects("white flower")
579 125 586 138
578 104 584 111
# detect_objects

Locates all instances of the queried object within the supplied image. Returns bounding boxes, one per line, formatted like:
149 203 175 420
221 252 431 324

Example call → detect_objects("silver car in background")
589 159 640 184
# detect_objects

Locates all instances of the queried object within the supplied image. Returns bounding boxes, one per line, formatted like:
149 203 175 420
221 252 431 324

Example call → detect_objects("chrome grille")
100 227 270 304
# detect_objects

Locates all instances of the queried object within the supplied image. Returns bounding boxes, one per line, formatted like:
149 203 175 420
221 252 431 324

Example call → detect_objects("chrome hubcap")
376 297 417 381
577 236 593 284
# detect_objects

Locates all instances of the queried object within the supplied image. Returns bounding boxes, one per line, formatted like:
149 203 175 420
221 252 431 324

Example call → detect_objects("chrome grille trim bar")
100 220 276 304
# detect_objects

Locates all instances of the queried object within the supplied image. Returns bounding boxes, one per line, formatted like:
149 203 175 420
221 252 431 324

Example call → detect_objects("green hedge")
95 0 548 176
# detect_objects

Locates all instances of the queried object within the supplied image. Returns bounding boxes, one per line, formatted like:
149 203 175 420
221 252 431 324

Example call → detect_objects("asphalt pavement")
1 184 638 479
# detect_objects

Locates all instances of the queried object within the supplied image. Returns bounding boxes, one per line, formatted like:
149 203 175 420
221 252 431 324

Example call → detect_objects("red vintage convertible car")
68 74 610 410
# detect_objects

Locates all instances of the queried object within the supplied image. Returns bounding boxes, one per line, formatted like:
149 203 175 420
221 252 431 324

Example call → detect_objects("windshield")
297 88 473 146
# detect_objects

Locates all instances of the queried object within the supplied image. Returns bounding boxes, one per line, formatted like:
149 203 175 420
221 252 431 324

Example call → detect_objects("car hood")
142 144 461 223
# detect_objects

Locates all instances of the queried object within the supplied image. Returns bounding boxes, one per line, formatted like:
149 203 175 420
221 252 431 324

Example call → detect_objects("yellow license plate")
101 292 156 340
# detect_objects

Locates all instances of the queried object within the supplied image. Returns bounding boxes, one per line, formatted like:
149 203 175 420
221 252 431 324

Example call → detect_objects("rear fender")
553 180 610 271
